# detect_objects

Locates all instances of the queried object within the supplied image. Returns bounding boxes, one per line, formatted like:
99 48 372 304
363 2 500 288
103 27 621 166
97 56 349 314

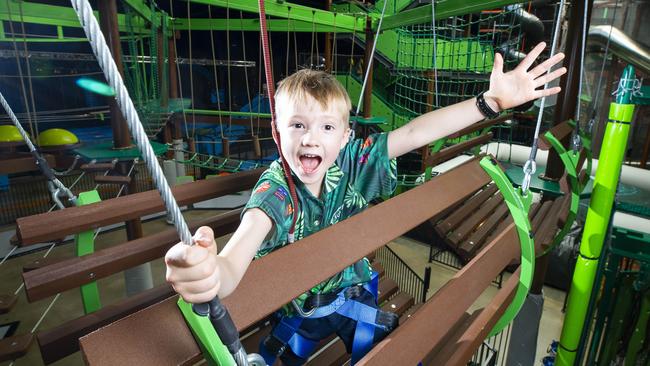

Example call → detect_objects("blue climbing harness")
259 271 395 365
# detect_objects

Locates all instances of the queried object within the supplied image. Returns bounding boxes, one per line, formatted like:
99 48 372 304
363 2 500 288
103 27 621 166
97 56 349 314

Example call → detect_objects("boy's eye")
291 122 304 129
324 124 335 131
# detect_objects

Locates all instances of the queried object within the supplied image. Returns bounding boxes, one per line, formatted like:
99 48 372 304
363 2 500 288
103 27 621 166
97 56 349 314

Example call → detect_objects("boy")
166 42 566 365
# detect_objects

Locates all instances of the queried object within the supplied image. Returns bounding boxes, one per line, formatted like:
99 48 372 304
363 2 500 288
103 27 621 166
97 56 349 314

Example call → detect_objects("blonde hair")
274 69 351 121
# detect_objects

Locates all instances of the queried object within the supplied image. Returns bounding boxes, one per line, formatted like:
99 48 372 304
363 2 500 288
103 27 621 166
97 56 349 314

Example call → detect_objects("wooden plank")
422 312 477 365
16 168 263 245
433 268 520 366
447 114 512 139
381 292 414 316
23 256 68 273
93 175 132 185
357 223 519 366
425 133 493 167
0 333 34 362
449 194 504 246
37 284 175 365
435 184 496 234
459 202 509 259
23 209 241 302
80 158 491 366
0 153 55 174
377 278 399 303
0 294 17 314
80 162 116 172
539 120 573 150
536 197 565 252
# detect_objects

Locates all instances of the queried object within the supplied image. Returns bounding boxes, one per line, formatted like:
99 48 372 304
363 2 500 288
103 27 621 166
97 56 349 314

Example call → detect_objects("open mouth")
299 154 322 174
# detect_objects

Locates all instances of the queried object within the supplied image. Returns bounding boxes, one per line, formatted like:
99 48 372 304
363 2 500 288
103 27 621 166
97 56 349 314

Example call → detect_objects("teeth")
302 154 318 158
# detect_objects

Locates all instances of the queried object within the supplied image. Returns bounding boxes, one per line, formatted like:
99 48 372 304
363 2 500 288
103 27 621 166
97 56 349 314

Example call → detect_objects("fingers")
492 52 504 75
533 86 562 99
194 226 217 253
530 52 565 78
165 240 213 269
172 272 221 304
516 42 546 72
534 67 566 88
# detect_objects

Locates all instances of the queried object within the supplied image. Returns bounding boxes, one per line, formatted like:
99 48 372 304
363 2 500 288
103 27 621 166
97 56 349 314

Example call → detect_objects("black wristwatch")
476 91 500 119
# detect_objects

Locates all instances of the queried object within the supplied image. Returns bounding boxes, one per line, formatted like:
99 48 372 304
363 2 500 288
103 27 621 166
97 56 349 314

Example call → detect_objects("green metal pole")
556 65 637 365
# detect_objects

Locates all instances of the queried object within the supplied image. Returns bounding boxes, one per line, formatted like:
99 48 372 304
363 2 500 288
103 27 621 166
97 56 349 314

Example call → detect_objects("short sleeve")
339 132 397 201
243 165 296 257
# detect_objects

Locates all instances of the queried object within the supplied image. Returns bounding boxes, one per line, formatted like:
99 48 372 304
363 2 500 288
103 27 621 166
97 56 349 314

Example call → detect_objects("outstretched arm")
387 42 566 159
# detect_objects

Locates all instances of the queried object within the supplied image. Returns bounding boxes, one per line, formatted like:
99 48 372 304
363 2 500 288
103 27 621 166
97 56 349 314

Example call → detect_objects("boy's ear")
341 127 352 149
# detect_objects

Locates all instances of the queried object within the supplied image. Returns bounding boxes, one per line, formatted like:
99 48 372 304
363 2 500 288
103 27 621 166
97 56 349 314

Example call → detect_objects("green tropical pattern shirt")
244 132 397 312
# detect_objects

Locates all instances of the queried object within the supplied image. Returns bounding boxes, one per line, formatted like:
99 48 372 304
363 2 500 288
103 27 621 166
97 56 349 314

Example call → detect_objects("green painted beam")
172 18 346 33
0 36 88 43
381 0 522 30
123 0 154 24
0 1 149 34
188 0 365 32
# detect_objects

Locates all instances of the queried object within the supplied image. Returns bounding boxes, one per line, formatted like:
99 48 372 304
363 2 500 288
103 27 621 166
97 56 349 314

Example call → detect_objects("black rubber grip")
192 297 243 355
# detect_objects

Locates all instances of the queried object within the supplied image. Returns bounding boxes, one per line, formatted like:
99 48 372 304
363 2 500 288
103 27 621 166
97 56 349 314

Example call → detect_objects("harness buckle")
262 334 287 357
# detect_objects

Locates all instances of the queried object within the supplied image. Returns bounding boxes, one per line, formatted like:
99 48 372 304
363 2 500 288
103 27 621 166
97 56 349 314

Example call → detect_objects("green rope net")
393 7 524 125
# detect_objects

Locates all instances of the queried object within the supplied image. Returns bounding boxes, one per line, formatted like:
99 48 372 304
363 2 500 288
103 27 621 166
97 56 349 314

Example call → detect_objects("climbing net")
393 7 524 125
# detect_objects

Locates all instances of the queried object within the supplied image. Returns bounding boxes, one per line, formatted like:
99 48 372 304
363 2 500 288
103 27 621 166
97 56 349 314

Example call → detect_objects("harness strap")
260 272 395 365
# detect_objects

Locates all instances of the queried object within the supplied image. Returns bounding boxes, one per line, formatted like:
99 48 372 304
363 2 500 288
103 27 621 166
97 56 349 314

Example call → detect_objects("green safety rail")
540 120 592 255
479 156 534 337
75 190 103 314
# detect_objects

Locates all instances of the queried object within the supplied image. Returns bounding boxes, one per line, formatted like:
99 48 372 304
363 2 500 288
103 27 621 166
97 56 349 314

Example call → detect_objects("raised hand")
165 226 221 303
485 42 567 111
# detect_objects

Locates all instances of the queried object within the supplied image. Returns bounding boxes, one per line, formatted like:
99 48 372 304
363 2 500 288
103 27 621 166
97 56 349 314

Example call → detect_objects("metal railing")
376 244 431 304
429 245 504 288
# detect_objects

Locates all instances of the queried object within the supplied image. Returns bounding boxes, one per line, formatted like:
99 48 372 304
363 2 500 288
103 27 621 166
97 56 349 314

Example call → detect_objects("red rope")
258 0 299 240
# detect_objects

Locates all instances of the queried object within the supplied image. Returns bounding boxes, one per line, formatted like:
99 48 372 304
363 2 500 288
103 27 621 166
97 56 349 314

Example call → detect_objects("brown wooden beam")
23 210 241 302
358 223 519 365
447 113 512 139
98 0 130 149
37 284 175 365
80 158 492 365
539 120 573 150
433 268 519 365
425 133 492 167
0 153 55 174
16 168 263 245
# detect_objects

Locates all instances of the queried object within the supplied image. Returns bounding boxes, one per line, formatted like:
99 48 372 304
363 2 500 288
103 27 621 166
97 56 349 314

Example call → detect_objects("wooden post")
362 16 374 120
546 0 593 181
98 0 130 150
168 34 179 105
324 0 333 73
157 30 168 108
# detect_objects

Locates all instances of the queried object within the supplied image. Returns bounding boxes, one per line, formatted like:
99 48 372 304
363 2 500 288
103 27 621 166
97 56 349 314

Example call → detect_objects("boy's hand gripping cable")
68 1 263 365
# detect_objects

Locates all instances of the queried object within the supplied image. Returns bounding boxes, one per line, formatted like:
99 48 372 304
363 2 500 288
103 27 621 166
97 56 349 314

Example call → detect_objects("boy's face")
276 94 350 196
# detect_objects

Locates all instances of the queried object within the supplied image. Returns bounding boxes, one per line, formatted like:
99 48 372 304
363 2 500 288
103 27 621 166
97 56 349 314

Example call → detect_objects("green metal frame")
381 0 523 30
75 190 102 314
188 0 365 32
539 120 592 255
178 299 235 366
172 18 344 33
0 1 152 43
479 156 534 337
557 65 638 366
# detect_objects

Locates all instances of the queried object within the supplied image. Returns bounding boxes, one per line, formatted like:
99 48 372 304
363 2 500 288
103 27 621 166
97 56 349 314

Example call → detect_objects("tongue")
300 156 320 173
